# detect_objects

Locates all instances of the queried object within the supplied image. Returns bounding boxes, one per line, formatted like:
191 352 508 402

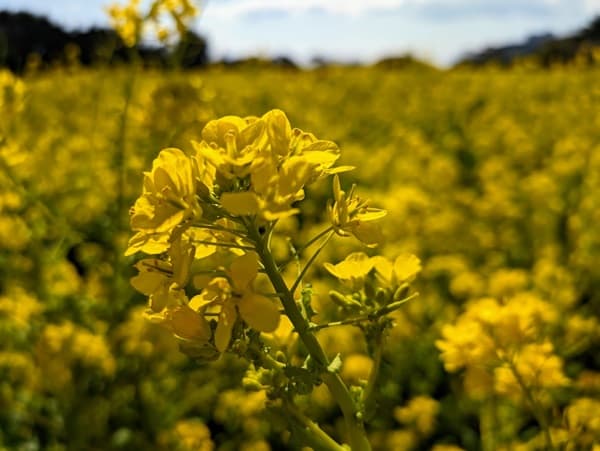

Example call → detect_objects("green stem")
308 293 419 332
285 400 347 451
506 358 555 450
246 341 286 371
281 226 334 270
480 396 498 451
290 230 334 295
247 221 371 451
362 328 384 421
112 65 137 307
115 68 136 231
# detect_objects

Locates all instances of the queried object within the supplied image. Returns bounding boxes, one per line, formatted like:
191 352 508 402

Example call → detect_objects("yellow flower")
191 252 280 352
221 152 338 220
0 69 26 113
373 254 422 288
107 0 143 47
323 252 374 290
488 268 529 298
436 317 496 372
328 175 387 247
194 116 265 180
130 238 210 341
494 342 569 397
200 110 349 221
126 148 204 255
0 287 43 329
131 258 174 312
130 237 195 311
144 285 211 342
565 397 600 437
340 353 373 383
394 396 440 436
108 0 198 47
158 418 213 451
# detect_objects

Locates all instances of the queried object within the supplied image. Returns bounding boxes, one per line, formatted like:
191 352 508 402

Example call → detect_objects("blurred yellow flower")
494 342 569 398
394 396 440 436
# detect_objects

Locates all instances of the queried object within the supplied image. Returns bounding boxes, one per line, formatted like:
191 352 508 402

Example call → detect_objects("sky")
1 0 600 66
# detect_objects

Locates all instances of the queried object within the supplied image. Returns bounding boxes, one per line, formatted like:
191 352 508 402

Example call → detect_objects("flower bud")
242 377 264 392
329 290 362 310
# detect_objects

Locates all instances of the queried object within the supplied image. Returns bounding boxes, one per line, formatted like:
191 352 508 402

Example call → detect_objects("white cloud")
204 0 414 18
583 0 600 12
203 0 600 19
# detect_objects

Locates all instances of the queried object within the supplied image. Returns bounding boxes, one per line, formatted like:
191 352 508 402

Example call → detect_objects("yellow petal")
148 287 170 312
152 166 177 193
326 165 355 175
279 156 316 195
170 239 195 286
393 254 422 283
301 150 339 172
220 192 260 216
372 256 393 285
170 305 211 341
251 158 277 194
189 294 214 311
324 252 374 280
353 221 384 247
193 140 227 169
129 196 155 230
358 208 388 222
229 252 259 289
301 140 339 153
333 175 343 202
215 303 237 352
237 118 265 149
202 116 246 148
261 207 300 221
264 109 291 156
238 293 280 332
130 271 167 296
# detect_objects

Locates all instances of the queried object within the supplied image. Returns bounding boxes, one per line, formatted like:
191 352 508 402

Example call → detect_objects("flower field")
1 61 599 450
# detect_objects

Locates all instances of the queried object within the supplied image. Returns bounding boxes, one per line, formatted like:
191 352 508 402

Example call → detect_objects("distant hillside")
0 11 208 72
458 15 600 66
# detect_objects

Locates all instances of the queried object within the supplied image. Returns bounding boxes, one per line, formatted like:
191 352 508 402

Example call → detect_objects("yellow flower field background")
1 55 600 450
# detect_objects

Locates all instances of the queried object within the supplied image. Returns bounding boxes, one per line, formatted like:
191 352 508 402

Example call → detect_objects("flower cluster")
436 294 568 399
325 251 421 315
127 110 386 356
107 0 198 47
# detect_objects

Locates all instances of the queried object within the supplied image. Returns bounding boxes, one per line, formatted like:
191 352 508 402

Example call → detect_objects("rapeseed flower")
328 175 386 246
127 148 203 255
190 252 280 352
323 252 374 290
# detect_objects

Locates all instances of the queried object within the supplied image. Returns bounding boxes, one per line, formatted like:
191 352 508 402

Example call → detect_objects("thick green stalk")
248 223 371 451
247 222 371 451
285 401 347 451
